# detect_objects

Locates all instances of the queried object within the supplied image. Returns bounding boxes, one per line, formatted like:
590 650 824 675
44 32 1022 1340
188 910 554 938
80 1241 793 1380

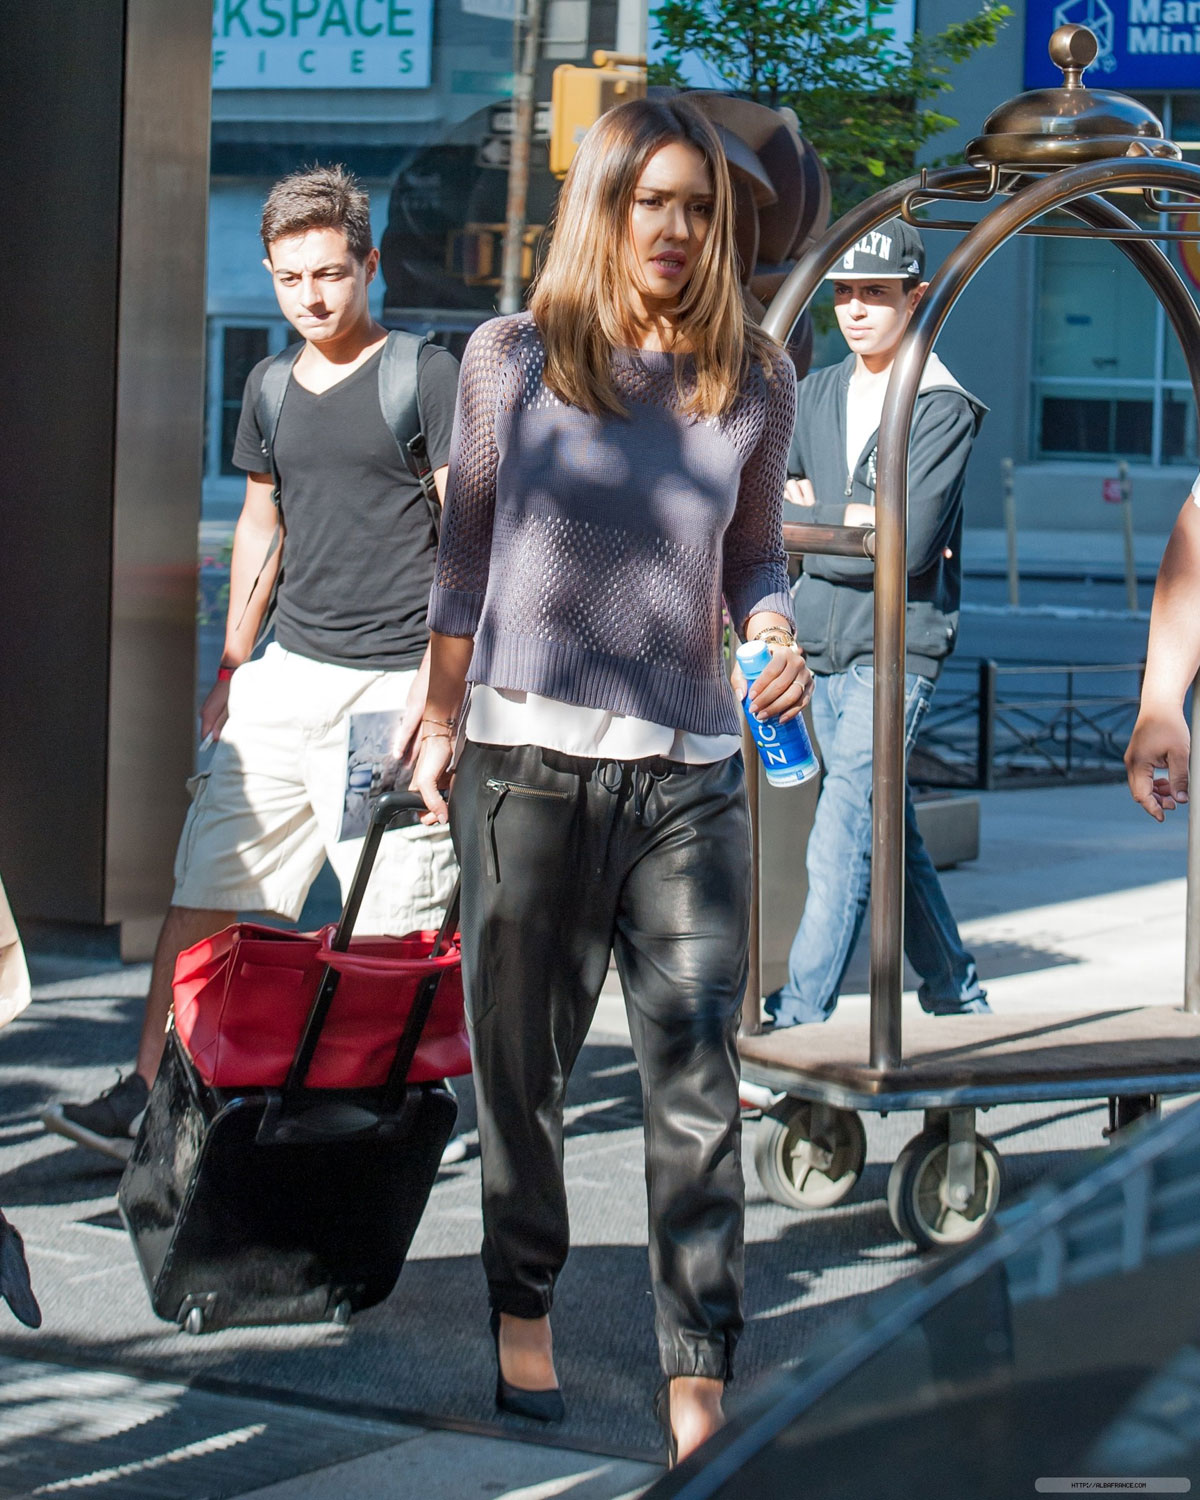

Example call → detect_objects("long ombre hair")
529 96 779 421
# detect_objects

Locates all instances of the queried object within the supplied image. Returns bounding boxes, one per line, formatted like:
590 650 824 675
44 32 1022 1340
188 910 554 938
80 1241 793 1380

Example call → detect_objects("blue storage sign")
211 0 433 89
1025 0 1200 89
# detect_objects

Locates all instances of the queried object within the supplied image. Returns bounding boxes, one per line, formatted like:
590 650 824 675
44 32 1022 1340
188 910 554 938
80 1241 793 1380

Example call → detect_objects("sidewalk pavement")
594 780 1190 1040
1 782 1191 1500
962 526 1169 582
0 1354 657 1500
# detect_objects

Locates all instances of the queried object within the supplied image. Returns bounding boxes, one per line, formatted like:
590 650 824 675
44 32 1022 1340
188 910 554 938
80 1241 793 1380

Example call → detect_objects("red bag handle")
286 792 459 1094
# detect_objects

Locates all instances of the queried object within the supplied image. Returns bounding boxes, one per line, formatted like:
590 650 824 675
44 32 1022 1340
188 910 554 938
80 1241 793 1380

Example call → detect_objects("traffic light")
550 54 647 178
448 222 544 288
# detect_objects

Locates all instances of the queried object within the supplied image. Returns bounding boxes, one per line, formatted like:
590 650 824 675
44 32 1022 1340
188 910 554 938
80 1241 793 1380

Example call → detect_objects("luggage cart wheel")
182 1306 205 1336
754 1100 867 1210
887 1118 1002 1252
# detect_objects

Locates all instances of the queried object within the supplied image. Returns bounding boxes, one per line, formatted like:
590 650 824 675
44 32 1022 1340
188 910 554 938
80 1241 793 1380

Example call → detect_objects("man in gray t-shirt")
43 166 461 1160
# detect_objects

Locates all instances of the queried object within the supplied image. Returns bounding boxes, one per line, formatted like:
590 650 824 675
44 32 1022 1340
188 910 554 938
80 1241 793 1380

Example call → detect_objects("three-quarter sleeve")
427 319 510 638
722 351 797 634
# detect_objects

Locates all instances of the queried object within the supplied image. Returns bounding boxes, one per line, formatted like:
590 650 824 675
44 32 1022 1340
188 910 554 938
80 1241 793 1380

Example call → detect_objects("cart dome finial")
964 24 1178 172
1048 24 1098 89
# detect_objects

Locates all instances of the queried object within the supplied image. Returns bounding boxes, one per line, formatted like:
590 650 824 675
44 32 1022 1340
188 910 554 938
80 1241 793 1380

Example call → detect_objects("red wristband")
217 665 236 682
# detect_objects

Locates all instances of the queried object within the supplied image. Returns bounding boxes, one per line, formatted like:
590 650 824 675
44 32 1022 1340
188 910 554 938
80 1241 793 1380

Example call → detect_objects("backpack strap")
254 341 304 509
378 329 442 539
243 342 302 650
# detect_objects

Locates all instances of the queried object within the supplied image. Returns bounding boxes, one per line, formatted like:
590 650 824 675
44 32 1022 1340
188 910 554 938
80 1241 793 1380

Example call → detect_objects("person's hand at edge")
1125 705 1190 822
785 477 815 508
199 678 232 744
410 730 454 826
1125 496 1200 821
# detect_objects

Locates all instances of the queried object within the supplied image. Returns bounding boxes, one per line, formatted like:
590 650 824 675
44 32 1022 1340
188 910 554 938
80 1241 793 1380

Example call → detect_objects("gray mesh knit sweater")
428 312 796 738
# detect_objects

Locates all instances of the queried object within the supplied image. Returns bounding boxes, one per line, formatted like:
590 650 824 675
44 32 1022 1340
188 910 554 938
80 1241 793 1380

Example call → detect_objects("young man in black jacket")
766 219 990 1028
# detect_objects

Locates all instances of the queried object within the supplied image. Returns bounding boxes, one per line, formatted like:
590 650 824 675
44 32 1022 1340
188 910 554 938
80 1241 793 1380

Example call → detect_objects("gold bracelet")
752 627 797 650
422 714 457 730
420 727 454 741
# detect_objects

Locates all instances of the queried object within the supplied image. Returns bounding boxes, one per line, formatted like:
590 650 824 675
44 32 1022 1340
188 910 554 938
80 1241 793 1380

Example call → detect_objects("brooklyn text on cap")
826 218 925 281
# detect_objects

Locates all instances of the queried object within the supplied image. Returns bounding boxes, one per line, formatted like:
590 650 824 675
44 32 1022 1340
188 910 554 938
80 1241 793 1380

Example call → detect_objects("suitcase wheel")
331 1299 352 1326
182 1306 206 1336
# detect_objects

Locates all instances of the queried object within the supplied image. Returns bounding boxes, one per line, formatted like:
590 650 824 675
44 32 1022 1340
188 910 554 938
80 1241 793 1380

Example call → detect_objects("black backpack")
240 330 442 648
254 328 442 538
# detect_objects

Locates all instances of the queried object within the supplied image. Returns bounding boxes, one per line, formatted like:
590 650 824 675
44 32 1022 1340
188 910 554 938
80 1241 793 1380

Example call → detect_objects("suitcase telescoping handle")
285 791 462 1096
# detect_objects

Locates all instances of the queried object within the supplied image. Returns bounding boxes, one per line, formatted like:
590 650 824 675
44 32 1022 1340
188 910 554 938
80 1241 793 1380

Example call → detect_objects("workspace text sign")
1025 0 1200 89
212 0 433 89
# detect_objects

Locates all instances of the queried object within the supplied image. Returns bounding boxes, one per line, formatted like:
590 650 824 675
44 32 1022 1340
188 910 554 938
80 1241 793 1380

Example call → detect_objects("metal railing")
911 658 1144 791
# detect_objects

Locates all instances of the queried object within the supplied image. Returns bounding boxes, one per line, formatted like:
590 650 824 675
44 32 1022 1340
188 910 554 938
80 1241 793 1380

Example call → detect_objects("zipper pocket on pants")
484 779 572 802
484 779 571 881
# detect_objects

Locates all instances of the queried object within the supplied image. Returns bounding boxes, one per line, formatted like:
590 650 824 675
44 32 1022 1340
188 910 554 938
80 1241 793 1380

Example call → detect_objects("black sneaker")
41 1073 150 1162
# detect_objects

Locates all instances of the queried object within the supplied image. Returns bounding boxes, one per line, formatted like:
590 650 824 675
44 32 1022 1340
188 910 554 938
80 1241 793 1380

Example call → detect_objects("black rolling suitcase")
118 792 462 1335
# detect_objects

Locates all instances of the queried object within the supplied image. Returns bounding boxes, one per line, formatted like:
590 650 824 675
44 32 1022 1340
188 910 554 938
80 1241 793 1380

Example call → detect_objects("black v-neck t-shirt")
232 342 459 670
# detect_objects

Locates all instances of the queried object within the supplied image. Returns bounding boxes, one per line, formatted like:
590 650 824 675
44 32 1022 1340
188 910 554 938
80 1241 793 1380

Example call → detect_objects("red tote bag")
173 922 470 1090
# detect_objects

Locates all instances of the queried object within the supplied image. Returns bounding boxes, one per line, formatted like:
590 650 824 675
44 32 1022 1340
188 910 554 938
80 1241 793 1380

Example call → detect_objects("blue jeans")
765 665 988 1027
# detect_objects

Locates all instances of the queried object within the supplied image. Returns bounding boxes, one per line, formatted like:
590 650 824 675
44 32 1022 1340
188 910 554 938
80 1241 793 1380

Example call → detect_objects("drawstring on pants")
598 760 672 828
592 761 672 882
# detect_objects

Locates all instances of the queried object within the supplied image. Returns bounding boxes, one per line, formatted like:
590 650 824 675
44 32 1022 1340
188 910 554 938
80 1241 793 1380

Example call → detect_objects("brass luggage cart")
738 24 1200 1252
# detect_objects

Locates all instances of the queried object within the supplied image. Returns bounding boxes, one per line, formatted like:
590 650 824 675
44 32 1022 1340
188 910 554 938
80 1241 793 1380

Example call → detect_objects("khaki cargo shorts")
173 644 456 934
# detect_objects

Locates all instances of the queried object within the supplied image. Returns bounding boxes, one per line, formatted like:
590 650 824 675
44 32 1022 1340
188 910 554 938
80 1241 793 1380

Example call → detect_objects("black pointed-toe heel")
490 1309 566 1423
653 1381 678 1468
0 1213 40 1330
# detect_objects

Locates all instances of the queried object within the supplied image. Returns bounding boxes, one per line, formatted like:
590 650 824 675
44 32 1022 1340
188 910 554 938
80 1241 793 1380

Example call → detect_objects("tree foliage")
650 0 1011 218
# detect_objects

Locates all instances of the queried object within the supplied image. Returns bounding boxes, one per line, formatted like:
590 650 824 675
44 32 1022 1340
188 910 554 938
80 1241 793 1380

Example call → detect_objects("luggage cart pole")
744 716 763 1031
869 358 910 1071
741 528 876 1037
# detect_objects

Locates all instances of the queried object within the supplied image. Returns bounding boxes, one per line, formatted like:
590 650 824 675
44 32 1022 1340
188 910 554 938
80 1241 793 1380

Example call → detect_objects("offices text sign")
212 0 433 88
1025 0 1200 89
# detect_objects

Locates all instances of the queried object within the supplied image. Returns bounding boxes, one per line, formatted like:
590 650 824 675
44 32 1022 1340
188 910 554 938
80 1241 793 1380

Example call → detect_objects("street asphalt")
0 779 1191 1499
2 525 1192 1497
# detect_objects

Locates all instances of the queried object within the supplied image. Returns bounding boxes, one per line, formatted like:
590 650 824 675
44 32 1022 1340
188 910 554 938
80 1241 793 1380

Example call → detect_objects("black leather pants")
450 739 750 1382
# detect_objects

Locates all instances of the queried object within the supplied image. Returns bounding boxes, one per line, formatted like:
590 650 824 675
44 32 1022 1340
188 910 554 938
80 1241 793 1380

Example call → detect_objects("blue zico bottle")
735 641 820 787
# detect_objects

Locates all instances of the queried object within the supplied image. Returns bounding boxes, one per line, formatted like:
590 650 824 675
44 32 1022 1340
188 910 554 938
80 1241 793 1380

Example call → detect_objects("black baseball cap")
825 218 925 281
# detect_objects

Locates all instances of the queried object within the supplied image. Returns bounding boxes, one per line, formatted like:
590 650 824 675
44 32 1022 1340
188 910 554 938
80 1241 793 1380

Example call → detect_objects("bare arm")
409 630 474 825
395 466 452 763
1126 496 1200 819
200 474 281 742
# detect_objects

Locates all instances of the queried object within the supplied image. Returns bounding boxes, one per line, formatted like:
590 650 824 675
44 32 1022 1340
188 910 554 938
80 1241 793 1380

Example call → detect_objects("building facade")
204 0 642 522
202 0 1199 535
915 0 1200 533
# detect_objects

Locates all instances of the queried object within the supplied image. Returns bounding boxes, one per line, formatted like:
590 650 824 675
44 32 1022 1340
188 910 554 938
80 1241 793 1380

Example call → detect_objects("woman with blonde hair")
412 95 808 1463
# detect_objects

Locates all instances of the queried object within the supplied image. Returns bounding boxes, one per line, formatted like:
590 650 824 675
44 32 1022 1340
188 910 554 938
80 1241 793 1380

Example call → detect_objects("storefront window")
206 321 294 479
202 2 645 494
197 1 647 699
1031 92 1200 466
